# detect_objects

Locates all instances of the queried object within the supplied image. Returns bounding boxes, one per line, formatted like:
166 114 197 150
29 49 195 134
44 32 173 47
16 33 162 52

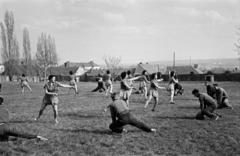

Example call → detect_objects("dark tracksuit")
108 100 152 133
198 93 218 119
91 81 106 92
0 105 38 141
174 83 184 95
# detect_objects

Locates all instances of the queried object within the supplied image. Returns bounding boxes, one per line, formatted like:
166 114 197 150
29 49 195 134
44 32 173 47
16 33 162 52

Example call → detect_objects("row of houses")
1 60 229 82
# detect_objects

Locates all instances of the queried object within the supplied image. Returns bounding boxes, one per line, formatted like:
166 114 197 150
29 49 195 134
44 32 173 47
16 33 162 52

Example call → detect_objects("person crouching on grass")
192 89 221 120
35 75 75 124
213 84 233 109
143 73 165 112
0 97 47 141
91 77 106 93
103 92 156 133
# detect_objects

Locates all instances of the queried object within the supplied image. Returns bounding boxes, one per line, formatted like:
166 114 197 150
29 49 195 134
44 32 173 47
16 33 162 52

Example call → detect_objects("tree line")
0 10 58 81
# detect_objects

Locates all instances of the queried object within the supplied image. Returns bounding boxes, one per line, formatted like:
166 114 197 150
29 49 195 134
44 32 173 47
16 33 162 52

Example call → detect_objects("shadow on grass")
56 128 114 135
153 116 196 120
56 128 142 136
60 112 107 119
10 120 53 124
177 106 199 109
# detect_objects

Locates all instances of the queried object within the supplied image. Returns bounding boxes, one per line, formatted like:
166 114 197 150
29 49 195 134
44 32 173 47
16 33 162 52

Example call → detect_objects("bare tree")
0 10 20 80
35 32 58 81
12 34 20 62
22 27 31 75
103 54 121 69
235 23 240 63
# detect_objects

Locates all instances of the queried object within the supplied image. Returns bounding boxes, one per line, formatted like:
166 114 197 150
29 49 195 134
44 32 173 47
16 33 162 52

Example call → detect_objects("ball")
196 112 205 120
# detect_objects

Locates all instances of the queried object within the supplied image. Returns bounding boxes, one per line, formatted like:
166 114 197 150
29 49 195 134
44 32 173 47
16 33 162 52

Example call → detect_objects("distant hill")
100 58 239 73
149 58 239 69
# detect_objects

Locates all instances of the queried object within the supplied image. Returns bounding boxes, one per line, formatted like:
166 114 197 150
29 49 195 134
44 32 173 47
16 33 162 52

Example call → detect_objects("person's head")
69 71 73 75
22 74 25 77
0 97 3 105
170 71 175 77
111 92 120 101
142 70 147 75
48 75 56 82
213 84 219 89
106 70 110 74
192 89 200 97
121 71 127 80
151 73 157 80
127 70 131 76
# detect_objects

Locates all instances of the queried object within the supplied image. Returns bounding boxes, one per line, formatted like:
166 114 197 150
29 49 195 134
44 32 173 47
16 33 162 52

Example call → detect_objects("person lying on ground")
174 83 184 96
0 97 47 141
91 77 106 93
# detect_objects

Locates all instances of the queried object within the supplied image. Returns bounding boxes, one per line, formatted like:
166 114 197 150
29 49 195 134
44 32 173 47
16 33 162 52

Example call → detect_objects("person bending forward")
103 92 156 133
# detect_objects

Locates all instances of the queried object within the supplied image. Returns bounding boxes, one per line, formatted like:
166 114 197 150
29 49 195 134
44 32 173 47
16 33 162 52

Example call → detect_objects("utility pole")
173 52 175 70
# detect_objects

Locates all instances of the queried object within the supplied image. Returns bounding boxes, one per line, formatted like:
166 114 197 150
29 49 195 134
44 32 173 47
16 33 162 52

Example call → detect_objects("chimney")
64 61 70 67
90 61 94 67
194 64 198 68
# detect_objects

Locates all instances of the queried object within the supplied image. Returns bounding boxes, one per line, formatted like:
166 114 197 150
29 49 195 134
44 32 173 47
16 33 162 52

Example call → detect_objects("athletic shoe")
213 116 219 121
37 136 48 141
170 102 175 104
151 129 156 132
151 109 155 112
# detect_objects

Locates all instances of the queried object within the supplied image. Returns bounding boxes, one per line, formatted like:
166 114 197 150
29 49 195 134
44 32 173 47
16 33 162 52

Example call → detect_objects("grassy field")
0 81 240 156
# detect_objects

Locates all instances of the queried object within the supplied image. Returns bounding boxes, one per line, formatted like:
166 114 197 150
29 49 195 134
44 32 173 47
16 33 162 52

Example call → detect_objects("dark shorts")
120 90 130 100
21 81 28 87
43 95 59 105
69 80 76 86
147 89 158 97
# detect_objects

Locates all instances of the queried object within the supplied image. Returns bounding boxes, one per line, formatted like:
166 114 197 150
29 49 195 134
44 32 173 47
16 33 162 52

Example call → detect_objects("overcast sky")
0 0 239 65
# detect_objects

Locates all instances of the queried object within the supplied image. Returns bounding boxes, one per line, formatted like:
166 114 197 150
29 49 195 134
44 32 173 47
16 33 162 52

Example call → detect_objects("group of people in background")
0 69 234 141
193 81 233 121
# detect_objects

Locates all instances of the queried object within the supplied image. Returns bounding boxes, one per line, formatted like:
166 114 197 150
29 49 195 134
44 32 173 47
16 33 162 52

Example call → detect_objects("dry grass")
0 81 240 156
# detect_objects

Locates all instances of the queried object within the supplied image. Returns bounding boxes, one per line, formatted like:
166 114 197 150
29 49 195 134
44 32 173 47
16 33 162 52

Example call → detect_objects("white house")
0 64 4 74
